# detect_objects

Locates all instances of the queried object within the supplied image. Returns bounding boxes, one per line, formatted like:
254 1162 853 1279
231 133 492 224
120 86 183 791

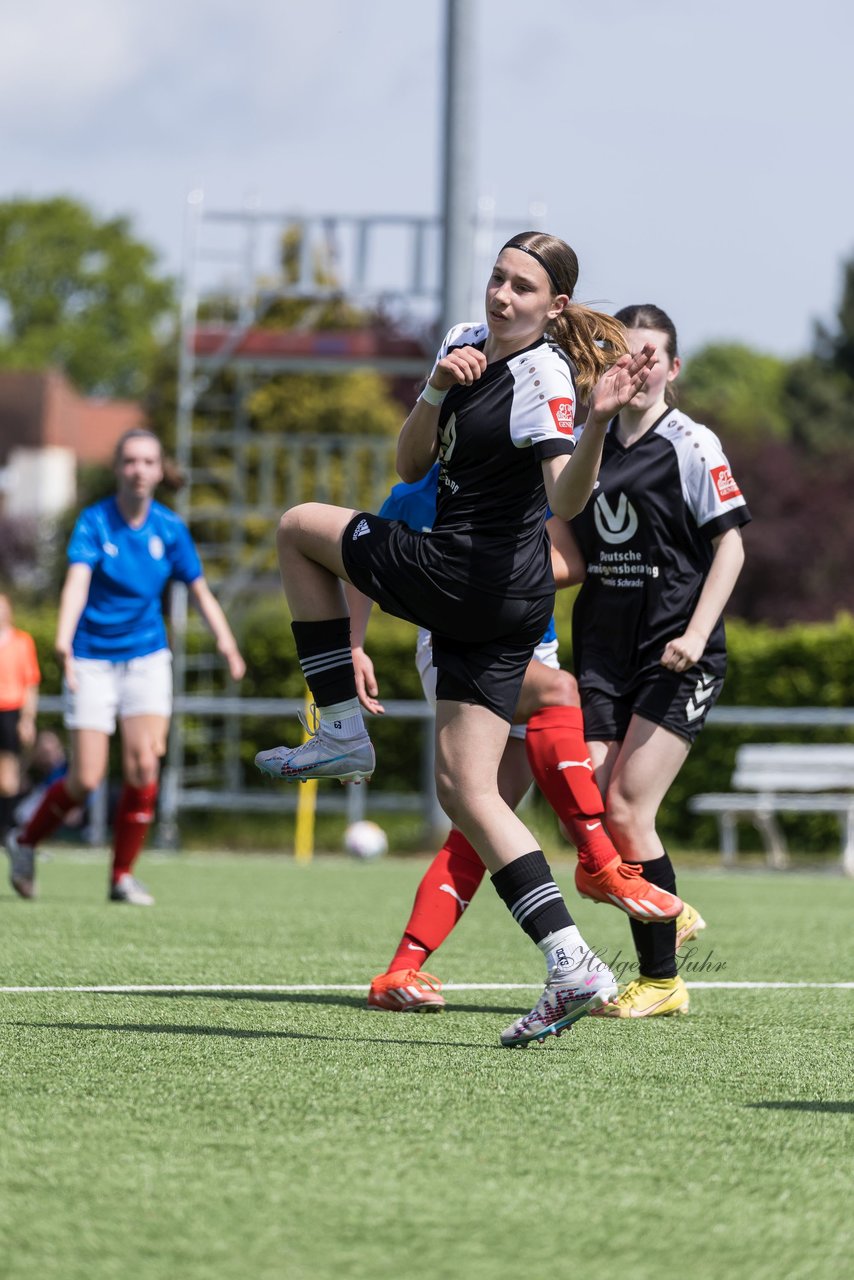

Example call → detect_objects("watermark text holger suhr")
579 945 727 983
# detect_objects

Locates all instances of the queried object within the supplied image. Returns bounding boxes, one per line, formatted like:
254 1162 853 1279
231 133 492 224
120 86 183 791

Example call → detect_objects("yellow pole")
293 689 318 864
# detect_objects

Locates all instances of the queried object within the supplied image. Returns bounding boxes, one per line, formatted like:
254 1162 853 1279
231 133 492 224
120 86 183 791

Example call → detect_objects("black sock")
629 852 678 979
491 850 574 944
0 793 15 838
291 618 357 705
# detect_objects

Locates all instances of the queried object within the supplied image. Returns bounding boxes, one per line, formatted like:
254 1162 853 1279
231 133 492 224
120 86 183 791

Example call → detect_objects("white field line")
0 981 852 994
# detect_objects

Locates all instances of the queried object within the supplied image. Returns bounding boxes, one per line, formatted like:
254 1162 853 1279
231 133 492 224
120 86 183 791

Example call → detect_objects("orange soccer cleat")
367 968 446 1012
575 855 683 923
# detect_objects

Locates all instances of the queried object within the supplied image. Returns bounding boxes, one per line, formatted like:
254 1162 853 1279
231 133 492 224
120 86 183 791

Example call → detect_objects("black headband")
501 240 562 294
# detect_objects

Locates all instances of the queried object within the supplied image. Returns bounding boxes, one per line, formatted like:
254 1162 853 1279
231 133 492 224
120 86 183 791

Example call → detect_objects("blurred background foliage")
3 196 854 856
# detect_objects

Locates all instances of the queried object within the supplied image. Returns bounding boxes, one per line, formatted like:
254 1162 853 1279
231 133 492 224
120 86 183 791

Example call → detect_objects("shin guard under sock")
629 852 679 979
291 618 357 706
387 830 486 970
525 705 616 873
111 782 159 882
491 850 574 945
19 779 78 847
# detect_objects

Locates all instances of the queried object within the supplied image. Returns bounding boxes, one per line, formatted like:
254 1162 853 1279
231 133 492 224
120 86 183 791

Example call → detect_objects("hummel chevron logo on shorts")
352 519 370 540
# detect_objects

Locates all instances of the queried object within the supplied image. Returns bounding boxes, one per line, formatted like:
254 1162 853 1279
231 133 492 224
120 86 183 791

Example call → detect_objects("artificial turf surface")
1 851 852 1280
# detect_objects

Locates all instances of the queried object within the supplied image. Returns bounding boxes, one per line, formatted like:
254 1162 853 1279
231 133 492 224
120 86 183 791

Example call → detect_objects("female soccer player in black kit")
256 232 656 1046
562 304 750 1017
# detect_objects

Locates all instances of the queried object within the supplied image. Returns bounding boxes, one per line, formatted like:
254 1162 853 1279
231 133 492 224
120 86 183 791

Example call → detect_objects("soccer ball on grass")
344 820 388 861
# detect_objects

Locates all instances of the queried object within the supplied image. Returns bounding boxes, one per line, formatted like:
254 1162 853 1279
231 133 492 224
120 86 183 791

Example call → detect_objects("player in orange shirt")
0 594 41 841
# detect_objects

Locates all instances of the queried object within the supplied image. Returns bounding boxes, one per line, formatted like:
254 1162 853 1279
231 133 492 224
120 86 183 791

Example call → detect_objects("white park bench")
688 743 854 875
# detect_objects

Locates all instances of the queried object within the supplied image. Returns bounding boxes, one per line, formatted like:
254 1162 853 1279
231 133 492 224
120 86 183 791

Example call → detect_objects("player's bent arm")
55 562 93 659
396 398 442 483
541 418 607 520
18 684 39 749
543 346 657 519
345 584 384 714
661 527 746 669
345 583 374 649
548 516 586 589
188 578 246 681
397 346 487 482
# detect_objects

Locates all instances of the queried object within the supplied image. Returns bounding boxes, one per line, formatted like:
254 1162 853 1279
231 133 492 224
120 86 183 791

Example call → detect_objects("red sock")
387 829 487 972
111 782 158 883
20 779 79 847
525 705 617 873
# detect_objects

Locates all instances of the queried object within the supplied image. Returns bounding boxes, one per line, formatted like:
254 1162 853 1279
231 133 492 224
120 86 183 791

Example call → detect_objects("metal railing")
35 697 854 848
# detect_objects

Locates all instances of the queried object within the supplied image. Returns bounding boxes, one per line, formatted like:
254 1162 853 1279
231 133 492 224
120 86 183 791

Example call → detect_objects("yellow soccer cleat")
675 902 707 952
595 974 690 1018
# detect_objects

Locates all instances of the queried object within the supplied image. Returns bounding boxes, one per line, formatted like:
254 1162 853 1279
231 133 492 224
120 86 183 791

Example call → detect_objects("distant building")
0 370 146 517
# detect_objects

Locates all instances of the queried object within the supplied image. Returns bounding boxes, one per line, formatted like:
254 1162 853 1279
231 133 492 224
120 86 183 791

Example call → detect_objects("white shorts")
63 649 173 733
415 628 560 740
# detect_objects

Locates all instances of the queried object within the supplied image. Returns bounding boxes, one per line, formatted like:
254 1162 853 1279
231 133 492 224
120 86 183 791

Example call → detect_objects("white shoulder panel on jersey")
434 322 489 362
506 344 576 449
654 410 747 528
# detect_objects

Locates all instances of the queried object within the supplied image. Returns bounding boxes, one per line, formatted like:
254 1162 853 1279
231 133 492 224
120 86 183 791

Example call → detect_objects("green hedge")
13 595 854 854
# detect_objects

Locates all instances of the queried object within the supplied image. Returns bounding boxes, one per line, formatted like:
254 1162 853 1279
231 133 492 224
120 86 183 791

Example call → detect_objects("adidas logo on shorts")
352 519 371 541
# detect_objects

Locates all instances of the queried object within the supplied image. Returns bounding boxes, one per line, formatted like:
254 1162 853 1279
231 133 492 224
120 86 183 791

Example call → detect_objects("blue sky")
2 0 852 357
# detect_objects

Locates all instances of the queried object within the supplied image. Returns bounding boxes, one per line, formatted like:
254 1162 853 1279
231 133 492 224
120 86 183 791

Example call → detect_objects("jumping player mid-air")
346 463 701 1014
256 231 657 1046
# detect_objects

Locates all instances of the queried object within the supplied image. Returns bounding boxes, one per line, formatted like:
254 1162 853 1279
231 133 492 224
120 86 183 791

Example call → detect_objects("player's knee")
70 766 101 797
543 668 579 708
277 506 304 546
125 754 159 789
604 789 649 848
435 769 475 829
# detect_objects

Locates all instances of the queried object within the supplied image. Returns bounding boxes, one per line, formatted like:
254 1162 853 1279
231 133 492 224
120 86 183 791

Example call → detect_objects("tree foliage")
679 342 789 442
0 196 174 397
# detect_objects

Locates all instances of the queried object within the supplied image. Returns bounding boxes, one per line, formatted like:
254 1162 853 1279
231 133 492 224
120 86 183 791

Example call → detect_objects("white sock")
538 926 586 974
318 698 366 738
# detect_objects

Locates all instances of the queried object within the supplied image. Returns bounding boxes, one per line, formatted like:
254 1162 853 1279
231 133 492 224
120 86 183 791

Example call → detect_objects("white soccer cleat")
500 960 618 1048
255 722 375 784
109 874 155 906
5 829 36 899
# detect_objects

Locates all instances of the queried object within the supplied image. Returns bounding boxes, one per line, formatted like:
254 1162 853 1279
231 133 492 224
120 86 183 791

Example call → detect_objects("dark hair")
113 428 186 492
113 427 163 467
614 304 679 406
501 231 628 395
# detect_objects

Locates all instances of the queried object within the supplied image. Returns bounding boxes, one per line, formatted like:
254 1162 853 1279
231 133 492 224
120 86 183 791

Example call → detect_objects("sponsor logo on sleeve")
711 465 742 502
548 397 575 435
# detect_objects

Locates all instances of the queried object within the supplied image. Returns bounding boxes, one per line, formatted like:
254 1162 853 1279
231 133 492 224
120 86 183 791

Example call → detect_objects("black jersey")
570 408 751 695
427 323 577 602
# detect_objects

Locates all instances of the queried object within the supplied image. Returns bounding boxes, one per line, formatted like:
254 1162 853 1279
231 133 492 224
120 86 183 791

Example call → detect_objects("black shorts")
342 512 553 722
0 709 21 755
581 664 725 746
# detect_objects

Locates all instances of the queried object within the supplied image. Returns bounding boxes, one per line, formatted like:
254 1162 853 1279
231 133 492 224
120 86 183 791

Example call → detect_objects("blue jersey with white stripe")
67 496 203 661
378 464 557 645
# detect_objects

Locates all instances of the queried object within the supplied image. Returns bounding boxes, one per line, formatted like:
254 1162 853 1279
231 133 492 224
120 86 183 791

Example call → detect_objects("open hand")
587 344 657 423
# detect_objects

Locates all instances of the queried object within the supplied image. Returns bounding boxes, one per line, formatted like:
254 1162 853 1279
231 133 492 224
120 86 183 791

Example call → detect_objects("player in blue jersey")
5 428 245 904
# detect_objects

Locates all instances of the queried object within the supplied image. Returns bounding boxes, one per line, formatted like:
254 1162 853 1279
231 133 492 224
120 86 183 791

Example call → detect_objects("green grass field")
1 851 852 1280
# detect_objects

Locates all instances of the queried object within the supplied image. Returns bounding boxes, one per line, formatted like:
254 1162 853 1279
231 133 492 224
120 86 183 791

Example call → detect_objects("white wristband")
419 381 448 407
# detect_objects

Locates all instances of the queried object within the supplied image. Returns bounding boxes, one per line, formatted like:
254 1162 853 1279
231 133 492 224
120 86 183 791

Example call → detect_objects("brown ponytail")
549 303 628 397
